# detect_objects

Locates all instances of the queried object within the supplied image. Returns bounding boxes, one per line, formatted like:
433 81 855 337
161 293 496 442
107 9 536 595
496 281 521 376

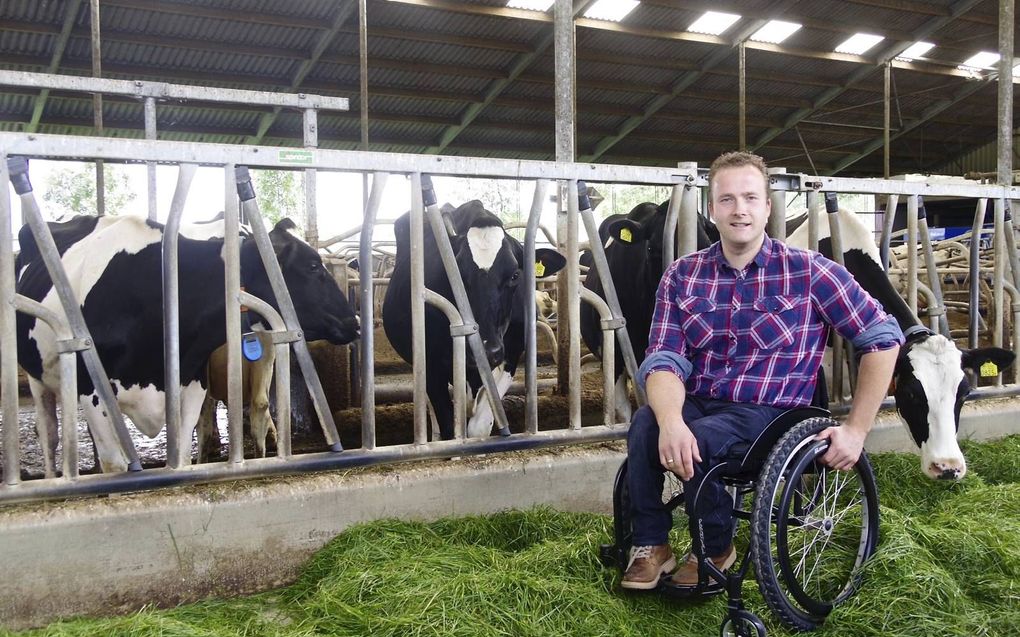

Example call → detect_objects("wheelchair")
600 407 880 636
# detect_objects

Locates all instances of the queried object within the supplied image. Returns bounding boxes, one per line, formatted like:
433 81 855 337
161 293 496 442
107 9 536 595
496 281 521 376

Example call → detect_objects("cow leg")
426 376 456 440
196 396 222 463
248 345 276 458
28 378 59 479
78 392 131 473
614 375 633 423
179 380 209 464
466 365 511 438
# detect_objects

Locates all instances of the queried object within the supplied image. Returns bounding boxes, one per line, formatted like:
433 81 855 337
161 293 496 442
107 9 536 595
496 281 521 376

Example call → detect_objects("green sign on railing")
279 149 313 165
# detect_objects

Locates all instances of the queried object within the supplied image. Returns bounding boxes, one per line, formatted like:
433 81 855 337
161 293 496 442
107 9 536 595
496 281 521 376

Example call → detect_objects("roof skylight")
507 0 555 11
896 41 934 61
583 0 639 22
749 20 801 44
834 33 884 55
688 11 741 36
960 51 1001 70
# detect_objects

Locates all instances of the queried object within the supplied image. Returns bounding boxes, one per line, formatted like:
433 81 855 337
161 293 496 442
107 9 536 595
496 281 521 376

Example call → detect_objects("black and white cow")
16 215 359 475
382 200 566 440
786 207 1015 480
580 201 715 421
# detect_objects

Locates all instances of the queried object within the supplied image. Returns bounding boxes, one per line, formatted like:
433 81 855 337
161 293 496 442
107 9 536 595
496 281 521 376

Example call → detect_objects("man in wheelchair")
621 151 903 597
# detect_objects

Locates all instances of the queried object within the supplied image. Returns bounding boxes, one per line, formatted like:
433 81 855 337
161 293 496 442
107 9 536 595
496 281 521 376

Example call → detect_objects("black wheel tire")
719 610 767 637
750 417 880 631
610 459 687 576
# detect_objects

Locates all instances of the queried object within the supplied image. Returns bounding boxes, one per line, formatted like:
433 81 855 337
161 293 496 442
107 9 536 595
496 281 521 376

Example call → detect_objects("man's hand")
815 425 867 471
659 420 701 480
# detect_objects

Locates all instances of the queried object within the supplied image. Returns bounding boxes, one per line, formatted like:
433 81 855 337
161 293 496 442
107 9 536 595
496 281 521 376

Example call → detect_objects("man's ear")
607 219 643 245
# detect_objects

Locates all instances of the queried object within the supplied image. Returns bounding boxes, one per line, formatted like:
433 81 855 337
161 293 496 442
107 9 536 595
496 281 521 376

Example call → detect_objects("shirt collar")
709 235 774 271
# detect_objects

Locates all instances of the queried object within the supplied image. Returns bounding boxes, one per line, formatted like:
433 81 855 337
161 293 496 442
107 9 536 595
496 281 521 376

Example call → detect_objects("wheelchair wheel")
720 610 767 637
751 417 879 631
608 458 686 574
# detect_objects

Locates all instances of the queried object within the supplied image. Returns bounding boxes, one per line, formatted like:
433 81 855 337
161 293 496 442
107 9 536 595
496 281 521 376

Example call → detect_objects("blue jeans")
626 397 786 555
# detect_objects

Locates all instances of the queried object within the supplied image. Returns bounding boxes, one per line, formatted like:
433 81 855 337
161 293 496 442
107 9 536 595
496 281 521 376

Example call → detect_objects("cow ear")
961 347 1016 378
274 218 298 233
533 248 566 279
607 219 643 245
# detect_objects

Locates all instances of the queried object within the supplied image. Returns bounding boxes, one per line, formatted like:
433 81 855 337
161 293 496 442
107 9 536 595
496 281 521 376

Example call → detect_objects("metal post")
580 288 616 426
880 194 899 270
90 0 105 217
0 155 19 485
679 172 699 255
409 173 428 443
884 62 891 179
993 198 1006 350
998 0 1014 188
144 97 158 221
566 180 582 429
303 108 319 247
806 190 820 252
767 167 786 240
906 194 919 316
523 180 550 434
224 165 244 465
661 183 683 268
554 0 575 398
359 171 388 450
916 198 950 336
738 41 746 150
969 198 988 348
161 163 197 467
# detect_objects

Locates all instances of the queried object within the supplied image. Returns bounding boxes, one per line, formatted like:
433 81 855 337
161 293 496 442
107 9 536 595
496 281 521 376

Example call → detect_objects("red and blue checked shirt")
638 236 903 408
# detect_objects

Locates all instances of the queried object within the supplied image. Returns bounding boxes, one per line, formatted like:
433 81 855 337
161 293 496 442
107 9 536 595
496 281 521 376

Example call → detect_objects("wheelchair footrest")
657 575 725 599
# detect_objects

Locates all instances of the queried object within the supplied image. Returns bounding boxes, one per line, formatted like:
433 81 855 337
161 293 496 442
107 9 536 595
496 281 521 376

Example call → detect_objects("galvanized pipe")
998 0 1014 188
423 289 468 439
564 182 583 430
579 287 615 427
359 172 388 450
224 165 244 465
0 422 634 506
767 167 787 240
880 194 899 270
524 180 550 434
420 176 511 436
906 195 919 316
13 296 82 479
577 182 645 406
806 191 820 252
968 198 989 348
661 183 683 268
1005 201 1020 301
0 155 19 485
143 96 157 221
237 170 343 452
993 198 1006 351
679 172 699 255
7 157 141 471
916 198 950 336
303 108 319 248
409 173 428 444
161 163 197 468
823 193 849 404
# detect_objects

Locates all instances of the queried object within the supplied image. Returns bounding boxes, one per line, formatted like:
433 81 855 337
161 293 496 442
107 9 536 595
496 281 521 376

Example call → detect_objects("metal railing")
1 72 1019 504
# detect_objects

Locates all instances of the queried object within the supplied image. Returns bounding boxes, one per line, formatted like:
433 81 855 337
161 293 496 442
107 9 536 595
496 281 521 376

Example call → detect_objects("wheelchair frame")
600 408 881 636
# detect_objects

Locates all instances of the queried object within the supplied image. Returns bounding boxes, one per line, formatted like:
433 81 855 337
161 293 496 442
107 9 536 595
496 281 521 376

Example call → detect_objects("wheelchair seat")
600 406 880 637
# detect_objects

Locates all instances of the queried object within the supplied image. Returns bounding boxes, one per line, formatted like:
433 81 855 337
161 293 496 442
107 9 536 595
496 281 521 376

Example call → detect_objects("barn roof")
0 0 1015 177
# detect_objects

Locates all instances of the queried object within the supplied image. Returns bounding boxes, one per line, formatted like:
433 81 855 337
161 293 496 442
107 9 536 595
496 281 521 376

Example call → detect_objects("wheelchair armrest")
725 406 831 473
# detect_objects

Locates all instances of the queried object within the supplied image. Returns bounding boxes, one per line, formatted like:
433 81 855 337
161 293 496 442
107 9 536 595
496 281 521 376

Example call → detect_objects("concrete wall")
1 397 1018 631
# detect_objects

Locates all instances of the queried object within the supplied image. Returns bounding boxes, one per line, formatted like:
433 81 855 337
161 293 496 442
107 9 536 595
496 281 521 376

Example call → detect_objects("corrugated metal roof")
0 0 1013 175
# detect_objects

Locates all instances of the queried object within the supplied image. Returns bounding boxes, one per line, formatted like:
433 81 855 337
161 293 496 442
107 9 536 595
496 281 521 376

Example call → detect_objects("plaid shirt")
638 236 903 408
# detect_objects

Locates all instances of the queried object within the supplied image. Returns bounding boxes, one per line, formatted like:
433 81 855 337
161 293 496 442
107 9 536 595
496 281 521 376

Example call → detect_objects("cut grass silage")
5 435 1020 637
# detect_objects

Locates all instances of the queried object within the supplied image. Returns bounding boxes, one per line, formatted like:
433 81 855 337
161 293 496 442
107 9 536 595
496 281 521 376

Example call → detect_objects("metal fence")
1 72 1019 505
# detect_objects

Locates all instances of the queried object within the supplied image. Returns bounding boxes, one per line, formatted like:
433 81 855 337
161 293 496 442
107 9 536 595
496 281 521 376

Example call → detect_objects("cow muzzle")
323 315 360 345
927 460 966 481
483 339 504 368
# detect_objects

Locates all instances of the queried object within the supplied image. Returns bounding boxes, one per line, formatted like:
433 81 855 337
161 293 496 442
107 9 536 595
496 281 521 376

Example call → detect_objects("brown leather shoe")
621 544 677 590
671 545 737 588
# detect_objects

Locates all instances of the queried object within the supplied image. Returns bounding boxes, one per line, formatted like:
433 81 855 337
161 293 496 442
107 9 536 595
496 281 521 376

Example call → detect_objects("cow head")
605 202 669 283
893 329 1015 480
241 218 360 345
449 201 565 369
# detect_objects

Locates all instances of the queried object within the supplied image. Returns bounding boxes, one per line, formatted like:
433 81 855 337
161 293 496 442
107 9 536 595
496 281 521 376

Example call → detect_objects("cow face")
448 208 520 368
893 333 1015 480
243 219 360 345
606 202 670 283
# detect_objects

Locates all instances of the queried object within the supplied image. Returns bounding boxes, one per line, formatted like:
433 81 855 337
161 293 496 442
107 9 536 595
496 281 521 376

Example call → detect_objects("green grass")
6 436 1020 637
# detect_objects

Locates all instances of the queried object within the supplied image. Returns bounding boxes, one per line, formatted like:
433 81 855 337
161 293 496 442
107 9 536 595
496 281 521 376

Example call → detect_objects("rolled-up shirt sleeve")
811 255 904 353
637 260 692 391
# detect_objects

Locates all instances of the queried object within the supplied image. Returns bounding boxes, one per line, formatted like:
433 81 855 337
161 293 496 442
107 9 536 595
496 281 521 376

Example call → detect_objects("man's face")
708 164 771 254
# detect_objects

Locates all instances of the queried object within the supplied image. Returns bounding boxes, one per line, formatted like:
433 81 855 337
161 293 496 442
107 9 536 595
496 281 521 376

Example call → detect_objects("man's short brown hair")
708 151 770 195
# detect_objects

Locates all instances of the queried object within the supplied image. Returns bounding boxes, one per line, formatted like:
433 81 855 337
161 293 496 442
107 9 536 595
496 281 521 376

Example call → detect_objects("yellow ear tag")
980 361 999 377
619 227 633 243
534 261 546 277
